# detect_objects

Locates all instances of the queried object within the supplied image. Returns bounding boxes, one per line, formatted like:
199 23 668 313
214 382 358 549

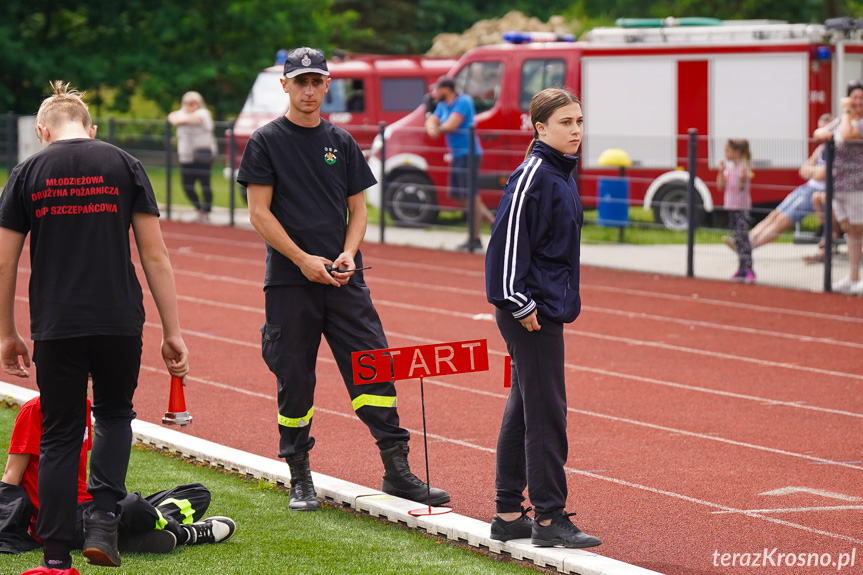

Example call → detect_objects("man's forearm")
344 202 368 258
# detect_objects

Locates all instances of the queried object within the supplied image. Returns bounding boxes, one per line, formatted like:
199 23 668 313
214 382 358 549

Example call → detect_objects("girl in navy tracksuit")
485 88 601 549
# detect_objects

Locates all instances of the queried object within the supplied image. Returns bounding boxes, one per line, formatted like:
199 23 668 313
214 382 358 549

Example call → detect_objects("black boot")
82 506 122 566
380 442 450 506
286 452 320 511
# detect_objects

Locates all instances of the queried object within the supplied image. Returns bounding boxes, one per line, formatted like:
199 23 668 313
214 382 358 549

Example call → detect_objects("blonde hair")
181 91 206 107
525 88 581 158
35 81 92 141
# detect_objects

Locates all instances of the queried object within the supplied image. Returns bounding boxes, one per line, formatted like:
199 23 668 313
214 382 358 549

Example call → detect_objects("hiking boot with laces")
181 516 237 545
286 452 320 511
380 442 450 506
490 507 535 541
82 507 122 566
531 512 601 549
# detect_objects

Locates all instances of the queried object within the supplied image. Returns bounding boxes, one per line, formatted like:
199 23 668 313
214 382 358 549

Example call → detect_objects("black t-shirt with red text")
237 116 377 286
0 138 160 340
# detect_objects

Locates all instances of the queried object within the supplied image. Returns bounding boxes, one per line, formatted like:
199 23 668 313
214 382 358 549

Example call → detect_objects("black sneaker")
490 507 535 541
182 516 237 544
456 238 483 252
118 529 177 553
531 512 601 549
82 508 122 566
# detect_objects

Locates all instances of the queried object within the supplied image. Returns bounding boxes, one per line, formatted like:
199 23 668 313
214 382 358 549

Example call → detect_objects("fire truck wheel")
385 173 439 227
652 184 705 231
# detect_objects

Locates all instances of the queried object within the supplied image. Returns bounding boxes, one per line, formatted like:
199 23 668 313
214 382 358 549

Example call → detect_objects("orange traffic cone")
162 375 193 427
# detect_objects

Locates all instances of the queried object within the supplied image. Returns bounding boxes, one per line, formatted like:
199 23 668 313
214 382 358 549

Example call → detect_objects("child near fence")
717 138 755 283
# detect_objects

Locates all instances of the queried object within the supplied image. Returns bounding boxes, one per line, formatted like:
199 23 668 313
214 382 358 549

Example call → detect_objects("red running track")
8 220 863 574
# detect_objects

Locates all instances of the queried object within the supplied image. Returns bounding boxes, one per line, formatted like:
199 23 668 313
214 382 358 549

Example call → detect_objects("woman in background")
168 91 217 223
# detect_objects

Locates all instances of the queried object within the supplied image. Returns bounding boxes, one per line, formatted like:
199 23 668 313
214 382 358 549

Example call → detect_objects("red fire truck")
228 53 455 171
367 19 863 229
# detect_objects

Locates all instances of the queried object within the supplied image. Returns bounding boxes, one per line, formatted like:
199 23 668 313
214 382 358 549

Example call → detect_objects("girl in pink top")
717 139 754 283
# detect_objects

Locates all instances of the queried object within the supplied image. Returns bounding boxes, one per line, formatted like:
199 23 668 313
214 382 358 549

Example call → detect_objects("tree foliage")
2 0 862 118
0 0 355 118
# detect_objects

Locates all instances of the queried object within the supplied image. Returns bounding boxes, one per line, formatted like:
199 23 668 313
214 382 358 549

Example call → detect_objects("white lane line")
135 364 863 547
586 283 863 325
172 268 260 287
21 237 863 326
152 242 863 324
143 287 863 384
141 321 863 470
421 375 863 471
137 295 863 421
367 276 863 349
582 306 863 351
168 247 265 267
176 294 262 313
367 299 863 384
712 506 863 514
161 231 263 249
566 329 863 383
18 285 860 421
760 487 863 501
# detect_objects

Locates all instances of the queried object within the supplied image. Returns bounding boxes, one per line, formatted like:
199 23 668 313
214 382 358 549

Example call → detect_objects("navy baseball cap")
284 47 329 78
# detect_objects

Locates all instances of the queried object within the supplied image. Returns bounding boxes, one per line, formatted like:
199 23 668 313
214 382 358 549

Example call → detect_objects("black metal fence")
0 114 855 295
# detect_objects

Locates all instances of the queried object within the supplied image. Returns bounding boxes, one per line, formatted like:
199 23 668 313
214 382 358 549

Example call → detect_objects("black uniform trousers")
261 282 409 460
33 335 140 559
494 308 569 521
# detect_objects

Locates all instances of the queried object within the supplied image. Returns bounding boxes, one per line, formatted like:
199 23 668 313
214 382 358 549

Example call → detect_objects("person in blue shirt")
426 76 495 251
484 88 601 549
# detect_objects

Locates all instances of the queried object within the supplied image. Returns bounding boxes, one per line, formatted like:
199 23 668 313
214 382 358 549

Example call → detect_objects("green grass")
0 402 544 575
145 164 245 210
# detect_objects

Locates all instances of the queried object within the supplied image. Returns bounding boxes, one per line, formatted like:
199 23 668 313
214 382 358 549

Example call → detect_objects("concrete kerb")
0 380 662 575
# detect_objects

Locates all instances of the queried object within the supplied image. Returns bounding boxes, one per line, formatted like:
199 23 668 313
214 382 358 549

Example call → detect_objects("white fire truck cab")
368 19 863 229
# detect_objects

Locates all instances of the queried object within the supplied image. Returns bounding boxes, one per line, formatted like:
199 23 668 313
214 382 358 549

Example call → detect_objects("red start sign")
352 339 488 385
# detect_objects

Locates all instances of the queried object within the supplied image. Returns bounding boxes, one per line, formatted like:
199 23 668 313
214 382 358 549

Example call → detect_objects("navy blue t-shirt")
237 116 377 286
0 138 160 340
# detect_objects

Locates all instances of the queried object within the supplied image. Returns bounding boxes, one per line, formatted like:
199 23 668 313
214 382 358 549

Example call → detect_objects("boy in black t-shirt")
0 81 190 570
238 47 450 512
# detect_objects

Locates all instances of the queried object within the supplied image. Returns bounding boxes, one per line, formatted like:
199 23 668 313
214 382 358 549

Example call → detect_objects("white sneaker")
851 280 863 296
182 516 236 544
832 276 855 293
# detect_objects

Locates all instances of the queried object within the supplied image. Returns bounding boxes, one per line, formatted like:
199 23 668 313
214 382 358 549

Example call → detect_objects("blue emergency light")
275 50 288 65
814 45 832 60
503 31 576 44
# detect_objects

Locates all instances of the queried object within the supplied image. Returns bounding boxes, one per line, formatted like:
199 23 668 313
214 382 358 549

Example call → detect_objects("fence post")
467 123 477 251
164 118 172 220
228 121 236 227
823 139 835 292
686 129 697 278
378 122 387 244
6 112 16 174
